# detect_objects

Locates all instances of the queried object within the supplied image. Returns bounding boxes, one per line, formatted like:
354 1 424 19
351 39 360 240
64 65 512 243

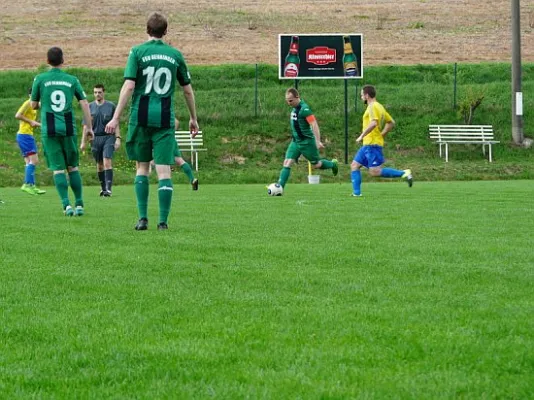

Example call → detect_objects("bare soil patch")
1 0 533 70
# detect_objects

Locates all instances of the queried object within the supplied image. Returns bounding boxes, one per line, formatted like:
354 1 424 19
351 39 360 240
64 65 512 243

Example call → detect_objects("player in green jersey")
30 47 94 216
106 12 199 231
276 88 338 189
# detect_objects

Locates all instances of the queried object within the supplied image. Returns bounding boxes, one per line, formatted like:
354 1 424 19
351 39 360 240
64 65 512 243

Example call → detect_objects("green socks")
278 167 291 188
319 159 334 169
53 173 70 209
158 179 173 224
135 176 174 224
134 175 149 220
54 171 84 209
181 162 195 183
68 170 84 207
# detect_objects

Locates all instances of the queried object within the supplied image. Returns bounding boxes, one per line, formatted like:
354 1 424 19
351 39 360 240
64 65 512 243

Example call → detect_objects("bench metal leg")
439 143 443 158
195 152 199 171
482 144 486 157
445 143 449 162
489 144 492 162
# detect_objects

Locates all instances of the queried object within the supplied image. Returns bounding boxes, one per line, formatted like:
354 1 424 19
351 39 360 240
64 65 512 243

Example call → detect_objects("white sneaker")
402 169 413 187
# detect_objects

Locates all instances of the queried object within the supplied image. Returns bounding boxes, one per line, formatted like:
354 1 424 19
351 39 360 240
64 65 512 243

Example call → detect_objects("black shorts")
91 135 116 162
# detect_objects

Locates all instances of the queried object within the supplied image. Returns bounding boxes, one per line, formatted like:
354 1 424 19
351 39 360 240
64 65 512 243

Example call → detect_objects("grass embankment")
1 63 533 187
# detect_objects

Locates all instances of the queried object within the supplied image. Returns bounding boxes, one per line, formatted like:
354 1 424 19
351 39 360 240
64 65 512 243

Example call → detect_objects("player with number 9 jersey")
124 40 191 129
31 68 87 137
29 47 94 217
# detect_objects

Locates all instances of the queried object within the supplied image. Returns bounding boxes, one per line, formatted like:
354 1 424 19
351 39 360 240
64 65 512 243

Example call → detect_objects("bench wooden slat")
179 148 208 151
430 129 493 133
434 140 499 143
430 132 493 138
429 125 492 129
430 132 493 135
430 136 497 140
429 124 492 127
430 131 493 134
174 130 205 171
175 134 204 138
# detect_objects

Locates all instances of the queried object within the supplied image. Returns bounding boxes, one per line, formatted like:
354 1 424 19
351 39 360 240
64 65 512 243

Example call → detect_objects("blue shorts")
16 134 38 157
354 145 384 168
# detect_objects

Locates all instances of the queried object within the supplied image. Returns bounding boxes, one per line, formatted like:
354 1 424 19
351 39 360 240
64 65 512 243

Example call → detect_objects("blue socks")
351 170 361 195
352 168 405 196
380 168 404 178
25 163 35 185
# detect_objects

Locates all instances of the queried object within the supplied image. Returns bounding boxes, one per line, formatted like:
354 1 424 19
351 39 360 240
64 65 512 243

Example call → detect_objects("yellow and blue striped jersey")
362 101 393 146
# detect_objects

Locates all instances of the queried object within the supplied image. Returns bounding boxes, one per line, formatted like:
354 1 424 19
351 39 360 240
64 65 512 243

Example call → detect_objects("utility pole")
511 0 524 145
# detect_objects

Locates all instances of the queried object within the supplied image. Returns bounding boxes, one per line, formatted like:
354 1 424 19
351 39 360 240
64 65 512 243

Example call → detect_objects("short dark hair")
362 85 376 98
47 47 64 67
94 84 105 91
286 88 300 98
147 12 168 38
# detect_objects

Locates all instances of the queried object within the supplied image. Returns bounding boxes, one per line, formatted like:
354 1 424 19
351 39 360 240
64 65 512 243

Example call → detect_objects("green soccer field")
1 181 533 398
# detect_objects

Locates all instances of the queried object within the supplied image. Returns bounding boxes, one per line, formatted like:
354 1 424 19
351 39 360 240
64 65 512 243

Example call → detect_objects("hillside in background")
1 63 533 187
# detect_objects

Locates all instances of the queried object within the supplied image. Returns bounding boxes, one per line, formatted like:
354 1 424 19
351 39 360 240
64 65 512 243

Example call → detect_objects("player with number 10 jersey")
104 12 199 231
124 40 191 129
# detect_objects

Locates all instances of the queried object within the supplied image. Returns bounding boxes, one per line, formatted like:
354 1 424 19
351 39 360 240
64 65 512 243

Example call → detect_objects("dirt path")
1 1 533 70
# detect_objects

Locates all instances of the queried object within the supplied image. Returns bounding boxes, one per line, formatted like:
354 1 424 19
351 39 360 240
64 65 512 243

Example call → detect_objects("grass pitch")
1 181 533 398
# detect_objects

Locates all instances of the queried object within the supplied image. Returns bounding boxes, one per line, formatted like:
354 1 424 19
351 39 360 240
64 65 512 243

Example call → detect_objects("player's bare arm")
15 113 40 127
114 124 121 150
79 99 94 141
80 124 89 151
182 84 199 137
105 80 135 134
381 120 396 138
310 119 324 149
15 103 41 127
356 119 378 142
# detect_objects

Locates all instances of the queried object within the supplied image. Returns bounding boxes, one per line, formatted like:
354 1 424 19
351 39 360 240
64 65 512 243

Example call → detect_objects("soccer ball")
267 183 283 196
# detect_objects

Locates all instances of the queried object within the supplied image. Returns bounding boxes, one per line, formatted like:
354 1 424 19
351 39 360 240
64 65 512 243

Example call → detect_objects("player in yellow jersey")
351 85 412 196
15 88 46 195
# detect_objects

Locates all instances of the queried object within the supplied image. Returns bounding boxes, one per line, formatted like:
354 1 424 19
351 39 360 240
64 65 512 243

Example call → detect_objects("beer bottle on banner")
284 36 300 78
343 35 358 77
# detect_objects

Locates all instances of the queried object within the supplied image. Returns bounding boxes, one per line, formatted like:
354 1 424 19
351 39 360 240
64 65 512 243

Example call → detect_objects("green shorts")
285 139 321 164
173 145 182 158
126 125 176 164
42 135 79 171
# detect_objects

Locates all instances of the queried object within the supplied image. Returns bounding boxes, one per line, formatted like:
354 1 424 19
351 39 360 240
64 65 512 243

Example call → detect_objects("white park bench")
174 131 205 171
429 125 499 162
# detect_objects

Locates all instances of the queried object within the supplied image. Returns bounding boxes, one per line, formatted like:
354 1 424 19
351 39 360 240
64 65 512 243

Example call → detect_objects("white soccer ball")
267 183 283 196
